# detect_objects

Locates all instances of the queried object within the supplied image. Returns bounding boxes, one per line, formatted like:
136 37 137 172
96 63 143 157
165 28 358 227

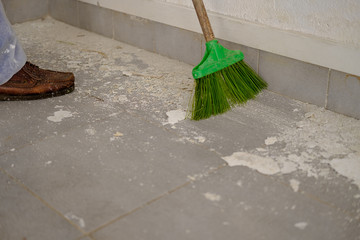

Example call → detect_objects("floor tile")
0 93 125 155
3 18 359 240
0 170 82 240
161 91 305 156
93 166 360 240
0 112 224 232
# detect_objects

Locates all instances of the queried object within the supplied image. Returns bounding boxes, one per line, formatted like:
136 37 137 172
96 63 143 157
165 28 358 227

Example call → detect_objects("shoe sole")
0 85 75 101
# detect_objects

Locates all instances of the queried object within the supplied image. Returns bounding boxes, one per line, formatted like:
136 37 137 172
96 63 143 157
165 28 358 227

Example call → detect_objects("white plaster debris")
354 194 360 199
222 152 280 175
294 222 308 230
280 161 299 174
204 192 222 202
265 137 278 145
85 128 96 136
246 107 360 187
122 71 133 77
256 148 267 152
194 136 206 143
64 213 86 228
113 132 124 137
164 110 186 125
14 18 360 191
305 112 315 118
330 154 360 187
187 175 196 181
10 148 15 152
289 179 300 192
47 110 73 123
112 95 129 103
17 19 193 125
45 161 52 166
236 180 243 187
187 173 207 181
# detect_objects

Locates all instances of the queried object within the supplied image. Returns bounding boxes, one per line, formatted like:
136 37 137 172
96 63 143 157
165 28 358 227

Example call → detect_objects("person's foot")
0 62 75 101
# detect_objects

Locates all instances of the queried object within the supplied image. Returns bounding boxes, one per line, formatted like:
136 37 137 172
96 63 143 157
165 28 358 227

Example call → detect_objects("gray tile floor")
1 18 360 240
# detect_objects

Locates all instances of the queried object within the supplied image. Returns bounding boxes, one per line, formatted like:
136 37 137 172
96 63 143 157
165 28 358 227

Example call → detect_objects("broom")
190 0 267 120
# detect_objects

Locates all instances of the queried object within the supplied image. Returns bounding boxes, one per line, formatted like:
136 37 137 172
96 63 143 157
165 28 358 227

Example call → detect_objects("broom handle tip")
192 0 215 42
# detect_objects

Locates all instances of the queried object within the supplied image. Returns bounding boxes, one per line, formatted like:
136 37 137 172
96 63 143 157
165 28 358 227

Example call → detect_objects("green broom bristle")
191 60 267 120
191 72 231 120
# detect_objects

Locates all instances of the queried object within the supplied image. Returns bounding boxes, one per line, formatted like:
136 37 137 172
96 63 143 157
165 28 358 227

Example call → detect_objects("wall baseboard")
2 0 48 24
79 0 360 77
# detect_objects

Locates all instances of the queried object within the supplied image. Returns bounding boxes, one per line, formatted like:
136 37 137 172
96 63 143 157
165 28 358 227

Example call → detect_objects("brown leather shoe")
0 62 75 101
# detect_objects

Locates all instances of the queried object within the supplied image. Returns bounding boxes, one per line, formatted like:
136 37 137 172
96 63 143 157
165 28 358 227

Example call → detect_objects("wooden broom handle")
192 0 215 42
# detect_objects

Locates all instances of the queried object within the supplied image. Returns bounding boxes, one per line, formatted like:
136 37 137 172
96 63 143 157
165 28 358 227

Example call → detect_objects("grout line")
76 0 80 27
76 233 97 240
325 68 331 109
123 108 230 162
0 167 86 236
85 182 191 236
83 163 226 237
112 10 115 39
124 107 231 162
303 192 360 223
119 102 360 221
127 101 360 221
124 108 220 157
272 175 360 223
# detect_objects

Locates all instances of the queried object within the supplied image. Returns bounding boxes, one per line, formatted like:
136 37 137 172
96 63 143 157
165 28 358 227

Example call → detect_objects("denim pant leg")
0 0 26 85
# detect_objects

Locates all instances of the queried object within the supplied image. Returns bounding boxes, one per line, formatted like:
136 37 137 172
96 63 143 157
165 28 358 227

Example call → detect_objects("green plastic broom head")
192 39 244 79
190 39 267 120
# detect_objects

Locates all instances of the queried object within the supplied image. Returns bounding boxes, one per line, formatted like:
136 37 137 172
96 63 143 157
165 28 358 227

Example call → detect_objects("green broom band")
192 40 244 79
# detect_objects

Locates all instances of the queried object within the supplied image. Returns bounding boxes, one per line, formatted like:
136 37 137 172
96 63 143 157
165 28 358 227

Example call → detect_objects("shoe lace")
23 62 42 83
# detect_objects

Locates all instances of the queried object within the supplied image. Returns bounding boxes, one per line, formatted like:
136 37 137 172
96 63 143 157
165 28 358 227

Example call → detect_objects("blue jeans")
0 0 26 85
